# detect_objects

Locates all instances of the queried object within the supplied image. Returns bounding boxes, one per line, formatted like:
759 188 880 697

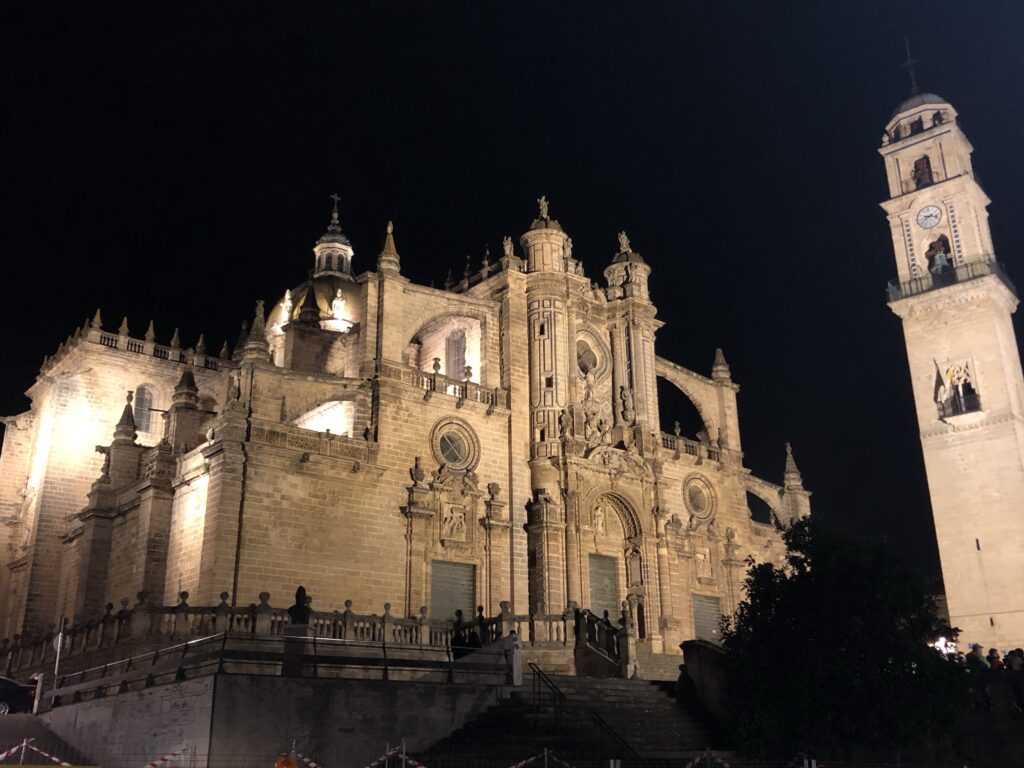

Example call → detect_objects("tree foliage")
720 517 967 758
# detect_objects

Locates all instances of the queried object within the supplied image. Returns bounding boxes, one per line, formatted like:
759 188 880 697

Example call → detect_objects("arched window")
134 385 153 433
912 156 934 189
909 117 924 136
324 254 334 271
446 330 466 379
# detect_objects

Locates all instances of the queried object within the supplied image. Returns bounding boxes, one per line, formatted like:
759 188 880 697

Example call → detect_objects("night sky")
3 2 1023 585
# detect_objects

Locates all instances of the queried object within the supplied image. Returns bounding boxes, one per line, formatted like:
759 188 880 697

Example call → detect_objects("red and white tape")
295 752 326 768
361 747 428 768
507 752 574 768
24 741 73 767
0 739 33 762
142 745 191 768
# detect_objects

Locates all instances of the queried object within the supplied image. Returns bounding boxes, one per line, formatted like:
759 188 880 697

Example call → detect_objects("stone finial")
711 347 732 381
444 268 454 291
297 277 321 325
113 391 138 444
377 220 401 273
91 308 103 330
784 442 803 488
463 253 472 281
169 328 181 349
118 316 129 335
243 300 272 361
173 368 200 409
195 334 206 355
232 321 249 361
219 340 230 359
145 320 156 342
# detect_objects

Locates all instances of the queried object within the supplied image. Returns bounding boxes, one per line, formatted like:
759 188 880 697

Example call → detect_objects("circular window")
439 432 467 464
684 475 715 521
577 340 598 376
430 417 480 472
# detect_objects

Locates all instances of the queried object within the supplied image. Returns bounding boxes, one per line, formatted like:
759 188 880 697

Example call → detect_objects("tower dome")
313 194 355 277
883 93 957 146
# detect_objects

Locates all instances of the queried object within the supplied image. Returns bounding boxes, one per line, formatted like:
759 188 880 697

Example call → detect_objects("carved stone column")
402 479 435 618
525 489 566 616
481 485 510 614
563 489 582 608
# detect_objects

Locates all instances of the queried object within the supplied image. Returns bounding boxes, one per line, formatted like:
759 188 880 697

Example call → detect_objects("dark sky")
3 2 1023 584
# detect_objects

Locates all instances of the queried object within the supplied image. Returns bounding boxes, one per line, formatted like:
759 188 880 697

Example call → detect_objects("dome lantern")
313 193 355 277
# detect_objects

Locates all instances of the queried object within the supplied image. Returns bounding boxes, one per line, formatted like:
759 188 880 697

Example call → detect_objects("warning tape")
507 752 575 768
142 745 191 768
0 739 33 762
295 752 326 768
23 741 73 767
360 748 428 768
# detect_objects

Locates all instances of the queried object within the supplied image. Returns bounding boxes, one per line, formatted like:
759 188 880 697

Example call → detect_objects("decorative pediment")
586 446 651 478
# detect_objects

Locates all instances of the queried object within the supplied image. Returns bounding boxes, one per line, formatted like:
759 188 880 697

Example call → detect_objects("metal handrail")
887 256 1016 301
526 662 638 758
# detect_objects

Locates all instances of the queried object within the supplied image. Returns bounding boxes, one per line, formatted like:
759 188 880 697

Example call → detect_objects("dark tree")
721 518 967 759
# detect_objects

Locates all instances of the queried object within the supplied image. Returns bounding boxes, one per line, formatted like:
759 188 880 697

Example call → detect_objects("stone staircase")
416 671 723 766
0 715 95 765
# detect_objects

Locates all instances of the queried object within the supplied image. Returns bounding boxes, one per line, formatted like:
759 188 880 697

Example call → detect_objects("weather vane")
901 37 920 96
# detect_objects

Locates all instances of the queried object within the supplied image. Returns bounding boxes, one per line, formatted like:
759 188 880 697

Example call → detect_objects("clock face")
917 205 942 229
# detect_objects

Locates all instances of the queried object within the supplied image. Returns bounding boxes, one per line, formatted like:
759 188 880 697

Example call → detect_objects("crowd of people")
965 643 1024 711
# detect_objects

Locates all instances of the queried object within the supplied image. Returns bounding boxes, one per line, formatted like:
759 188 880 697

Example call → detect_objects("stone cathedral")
0 199 809 656
883 93 1024 649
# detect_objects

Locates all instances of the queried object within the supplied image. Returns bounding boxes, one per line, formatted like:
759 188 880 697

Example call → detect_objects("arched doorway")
584 493 648 638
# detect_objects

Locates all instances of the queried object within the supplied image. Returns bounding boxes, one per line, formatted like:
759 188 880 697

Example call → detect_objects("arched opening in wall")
657 377 706 439
292 400 353 436
912 155 934 189
746 491 776 527
446 329 467 380
925 234 952 274
134 385 154 433
908 117 924 136
409 315 483 383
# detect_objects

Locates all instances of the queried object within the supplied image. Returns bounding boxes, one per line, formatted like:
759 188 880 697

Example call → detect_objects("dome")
268 274 362 331
891 92 948 118
317 222 351 247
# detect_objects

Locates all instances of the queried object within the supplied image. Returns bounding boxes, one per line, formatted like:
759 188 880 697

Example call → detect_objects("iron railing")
887 257 1016 301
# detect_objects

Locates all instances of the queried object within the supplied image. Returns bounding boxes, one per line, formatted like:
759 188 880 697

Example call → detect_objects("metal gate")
692 593 723 643
588 554 620 619
430 560 475 621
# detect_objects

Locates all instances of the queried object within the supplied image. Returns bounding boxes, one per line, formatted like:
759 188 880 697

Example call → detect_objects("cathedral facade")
0 199 808 654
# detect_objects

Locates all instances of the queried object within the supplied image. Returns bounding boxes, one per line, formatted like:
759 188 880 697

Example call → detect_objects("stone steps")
418 672 722 763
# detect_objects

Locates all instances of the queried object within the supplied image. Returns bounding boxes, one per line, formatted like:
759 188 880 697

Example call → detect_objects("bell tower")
882 91 1024 648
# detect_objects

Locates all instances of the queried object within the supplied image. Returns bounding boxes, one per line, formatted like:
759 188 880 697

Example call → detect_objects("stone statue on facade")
279 289 293 328
617 231 631 253
620 386 636 424
332 289 346 319
558 408 572 437
593 502 606 533
502 236 514 258
487 482 501 501
564 237 573 260
537 195 549 220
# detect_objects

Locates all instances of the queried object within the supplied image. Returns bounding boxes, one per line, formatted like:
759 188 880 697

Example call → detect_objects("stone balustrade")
0 593 576 679
379 362 510 411
660 432 721 463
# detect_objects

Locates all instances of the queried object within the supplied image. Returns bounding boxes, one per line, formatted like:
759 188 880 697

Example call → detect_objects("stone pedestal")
282 623 315 677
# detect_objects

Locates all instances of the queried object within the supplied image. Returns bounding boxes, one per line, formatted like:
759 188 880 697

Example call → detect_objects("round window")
429 417 480 472
684 475 715 521
577 340 598 376
439 432 467 464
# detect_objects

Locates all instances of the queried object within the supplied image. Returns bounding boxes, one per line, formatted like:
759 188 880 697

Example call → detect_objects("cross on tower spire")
328 192 341 224
901 37 920 96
